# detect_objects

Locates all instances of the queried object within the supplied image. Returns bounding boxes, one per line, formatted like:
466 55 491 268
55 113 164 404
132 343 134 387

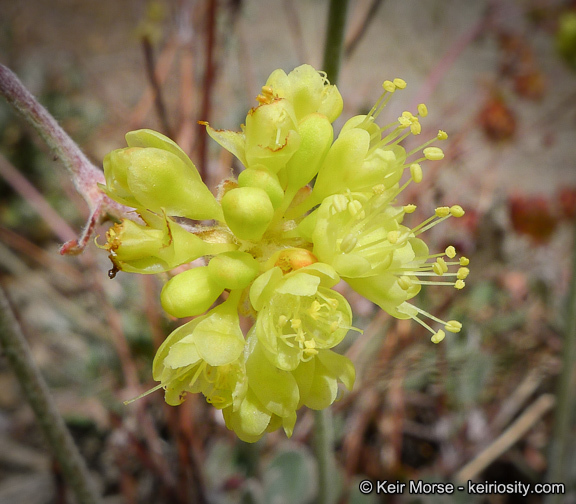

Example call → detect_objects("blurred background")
0 0 576 503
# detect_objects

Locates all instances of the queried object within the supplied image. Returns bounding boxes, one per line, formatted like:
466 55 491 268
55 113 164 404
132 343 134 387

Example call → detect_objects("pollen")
423 147 444 160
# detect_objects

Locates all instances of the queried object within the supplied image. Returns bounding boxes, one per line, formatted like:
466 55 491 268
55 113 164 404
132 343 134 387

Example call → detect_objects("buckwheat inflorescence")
100 65 468 442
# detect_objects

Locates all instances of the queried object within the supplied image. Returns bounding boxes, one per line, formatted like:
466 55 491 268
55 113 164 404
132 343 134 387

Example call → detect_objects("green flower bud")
221 187 274 241
125 147 223 221
161 266 224 317
208 251 260 290
284 113 333 192
102 148 140 208
125 129 202 181
238 166 284 209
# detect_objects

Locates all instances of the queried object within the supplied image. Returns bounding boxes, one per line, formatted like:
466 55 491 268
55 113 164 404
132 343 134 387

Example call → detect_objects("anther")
459 257 470 266
387 230 400 244
417 104 428 117
410 163 423 183
291 318 302 330
437 257 448 273
431 330 446 344
455 279 465 290
403 204 417 214
445 246 456 258
393 78 407 89
372 184 386 194
278 315 288 327
445 320 462 333
340 233 358 254
382 80 396 93
432 262 444 276
423 147 444 160
437 130 448 140
450 205 465 217
332 194 348 213
457 267 469 280
398 276 413 290
410 121 422 135
435 207 450 218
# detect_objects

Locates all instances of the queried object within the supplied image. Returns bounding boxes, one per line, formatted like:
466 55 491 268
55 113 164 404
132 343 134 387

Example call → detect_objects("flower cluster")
100 65 468 442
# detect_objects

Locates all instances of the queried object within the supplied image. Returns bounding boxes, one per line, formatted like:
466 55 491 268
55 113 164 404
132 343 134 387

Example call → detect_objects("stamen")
460 257 470 266
455 279 466 290
445 246 456 258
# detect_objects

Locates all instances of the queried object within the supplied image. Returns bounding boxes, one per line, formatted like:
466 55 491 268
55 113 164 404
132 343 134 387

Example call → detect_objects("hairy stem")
0 64 104 210
0 282 101 504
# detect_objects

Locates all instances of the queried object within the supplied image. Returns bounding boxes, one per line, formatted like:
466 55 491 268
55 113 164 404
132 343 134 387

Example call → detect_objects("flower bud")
221 187 274 241
125 129 202 180
238 166 284 209
125 147 223 221
208 251 260 290
161 266 224 317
